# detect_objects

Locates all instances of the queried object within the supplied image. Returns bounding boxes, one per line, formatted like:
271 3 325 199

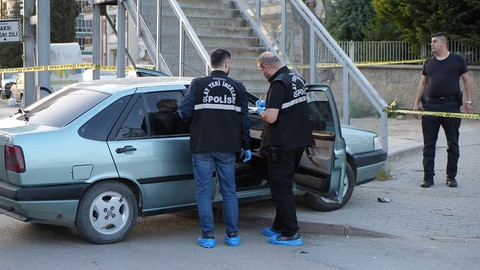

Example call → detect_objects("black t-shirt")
423 53 468 98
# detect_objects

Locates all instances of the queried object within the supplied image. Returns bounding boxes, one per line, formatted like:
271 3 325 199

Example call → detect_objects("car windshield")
14 88 109 127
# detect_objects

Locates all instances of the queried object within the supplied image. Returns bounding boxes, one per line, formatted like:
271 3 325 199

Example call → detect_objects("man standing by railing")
413 32 474 189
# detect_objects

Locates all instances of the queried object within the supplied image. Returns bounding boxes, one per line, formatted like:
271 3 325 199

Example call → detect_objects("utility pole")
23 0 50 107
36 0 50 100
23 0 35 106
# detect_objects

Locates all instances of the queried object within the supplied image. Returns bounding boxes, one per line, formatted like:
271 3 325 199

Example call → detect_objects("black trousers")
267 147 304 237
422 101 461 181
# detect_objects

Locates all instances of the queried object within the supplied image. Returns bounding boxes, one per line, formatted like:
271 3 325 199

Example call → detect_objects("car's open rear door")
293 85 347 203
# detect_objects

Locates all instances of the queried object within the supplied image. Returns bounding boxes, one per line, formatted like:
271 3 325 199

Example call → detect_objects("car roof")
71 76 194 94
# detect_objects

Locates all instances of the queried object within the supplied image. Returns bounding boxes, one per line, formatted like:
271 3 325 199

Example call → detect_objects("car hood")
341 124 379 154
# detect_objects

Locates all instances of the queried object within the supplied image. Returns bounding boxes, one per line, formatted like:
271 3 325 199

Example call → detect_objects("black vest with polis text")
262 69 314 150
190 70 246 153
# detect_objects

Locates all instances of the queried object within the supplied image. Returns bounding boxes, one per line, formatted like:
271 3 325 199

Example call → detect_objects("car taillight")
5 145 26 173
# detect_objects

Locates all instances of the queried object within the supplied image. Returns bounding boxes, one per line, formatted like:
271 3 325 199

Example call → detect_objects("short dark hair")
210 49 231 68
432 32 448 41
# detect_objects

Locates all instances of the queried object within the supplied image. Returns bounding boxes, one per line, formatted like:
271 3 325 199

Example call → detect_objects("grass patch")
376 167 393 181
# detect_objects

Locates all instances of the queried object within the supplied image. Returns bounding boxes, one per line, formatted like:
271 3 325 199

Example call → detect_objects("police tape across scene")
0 64 151 74
383 108 480 120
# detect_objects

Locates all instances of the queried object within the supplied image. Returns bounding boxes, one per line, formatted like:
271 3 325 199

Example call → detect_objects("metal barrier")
338 41 480 65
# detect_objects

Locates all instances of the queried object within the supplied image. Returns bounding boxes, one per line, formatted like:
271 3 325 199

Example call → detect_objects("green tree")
50 0 80 42
326 0 373 41
373 0 480 46
362 11 401 41
0 0 80 69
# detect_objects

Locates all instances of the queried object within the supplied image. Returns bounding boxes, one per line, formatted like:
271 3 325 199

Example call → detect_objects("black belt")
425 96 457 104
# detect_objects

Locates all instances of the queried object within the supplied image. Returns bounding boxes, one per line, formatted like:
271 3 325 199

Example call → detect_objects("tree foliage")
373 0 480 46
362 11 401 41
326 0 373 41
50 0 80 43
0 0 80 68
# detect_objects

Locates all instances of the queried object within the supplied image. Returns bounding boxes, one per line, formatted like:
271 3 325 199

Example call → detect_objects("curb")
388 145 423 162
240 216 397 239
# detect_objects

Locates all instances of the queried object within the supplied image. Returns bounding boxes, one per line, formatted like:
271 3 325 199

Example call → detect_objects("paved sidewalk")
242 117 480 240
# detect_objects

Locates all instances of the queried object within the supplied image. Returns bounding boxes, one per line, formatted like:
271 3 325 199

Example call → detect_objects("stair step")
187 16 248 27
201 36 260 48
181 7 241 18
177 0 235 9
194 26 254 38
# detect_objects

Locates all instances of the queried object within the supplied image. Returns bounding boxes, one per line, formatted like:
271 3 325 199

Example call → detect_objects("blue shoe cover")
225 235 241 247
267 234 303 246
197 237 215 248
262 227 281 237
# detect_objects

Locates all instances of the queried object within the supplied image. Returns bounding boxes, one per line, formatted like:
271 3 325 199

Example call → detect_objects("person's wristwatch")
466 100 473 105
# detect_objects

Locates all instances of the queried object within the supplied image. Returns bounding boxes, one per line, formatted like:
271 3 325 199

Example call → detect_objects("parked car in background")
10 73 24 101
83 67 169 81
131 67 169 77
1 72 19 99
0 77 386 244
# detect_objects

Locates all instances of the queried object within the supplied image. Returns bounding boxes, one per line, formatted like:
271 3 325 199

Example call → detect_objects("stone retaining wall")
353 65 479 108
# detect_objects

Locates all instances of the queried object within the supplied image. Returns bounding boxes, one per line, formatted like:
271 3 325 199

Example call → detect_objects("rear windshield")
14 88 109 127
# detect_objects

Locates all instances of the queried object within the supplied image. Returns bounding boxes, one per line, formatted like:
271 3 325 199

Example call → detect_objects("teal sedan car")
0 77 386 244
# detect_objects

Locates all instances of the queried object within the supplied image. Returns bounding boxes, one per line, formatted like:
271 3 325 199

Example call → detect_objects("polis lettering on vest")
206 95 235 104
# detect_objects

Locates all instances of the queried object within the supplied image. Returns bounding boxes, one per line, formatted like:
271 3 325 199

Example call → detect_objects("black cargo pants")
422 100 461 181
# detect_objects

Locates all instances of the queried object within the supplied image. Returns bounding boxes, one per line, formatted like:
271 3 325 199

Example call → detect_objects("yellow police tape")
383 108 480 120
0 64 140 74
290 59 426 69
2 59 422 73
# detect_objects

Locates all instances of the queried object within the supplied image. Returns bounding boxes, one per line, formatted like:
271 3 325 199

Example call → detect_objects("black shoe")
420 180 434 188
446 178 457 188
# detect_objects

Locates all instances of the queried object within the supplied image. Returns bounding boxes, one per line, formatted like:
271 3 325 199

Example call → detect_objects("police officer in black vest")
180 49 251 248
255 51 314 246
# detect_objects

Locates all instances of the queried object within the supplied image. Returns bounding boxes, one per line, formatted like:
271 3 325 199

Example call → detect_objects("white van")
49 43 84 91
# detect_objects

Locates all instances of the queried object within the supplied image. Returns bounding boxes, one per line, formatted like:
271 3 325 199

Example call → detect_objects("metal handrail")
125 0 210 76
123 0 172 75
166 0 210 75
235 0 389 152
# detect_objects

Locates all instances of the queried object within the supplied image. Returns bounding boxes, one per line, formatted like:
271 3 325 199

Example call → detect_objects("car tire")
303 162 355 211
75 181 138 244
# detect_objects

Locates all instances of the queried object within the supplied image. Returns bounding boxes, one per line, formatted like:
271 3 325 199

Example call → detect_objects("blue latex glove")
240 149 252 163
255 100 266 108
255 100 266 115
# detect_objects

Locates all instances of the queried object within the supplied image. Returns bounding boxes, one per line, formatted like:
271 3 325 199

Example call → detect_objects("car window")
306 92 334 132
115 98 148 140
143 91 189 136
79 95 131 140
114 91 189 140
15 88 109 127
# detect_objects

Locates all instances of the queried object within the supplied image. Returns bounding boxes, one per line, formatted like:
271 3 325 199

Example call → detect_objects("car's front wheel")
303 162 355 211
75 181 138 244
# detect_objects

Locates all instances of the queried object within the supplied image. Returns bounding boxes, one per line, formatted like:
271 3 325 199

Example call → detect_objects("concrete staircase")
133 0 270 97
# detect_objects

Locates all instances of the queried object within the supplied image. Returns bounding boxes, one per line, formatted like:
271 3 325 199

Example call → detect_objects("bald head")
257 51 283 80
257 52 282 68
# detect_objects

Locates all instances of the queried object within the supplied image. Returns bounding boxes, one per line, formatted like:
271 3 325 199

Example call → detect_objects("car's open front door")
293 85 347 203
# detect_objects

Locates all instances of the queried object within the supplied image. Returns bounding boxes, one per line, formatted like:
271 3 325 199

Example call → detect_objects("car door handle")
116 146 137 154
